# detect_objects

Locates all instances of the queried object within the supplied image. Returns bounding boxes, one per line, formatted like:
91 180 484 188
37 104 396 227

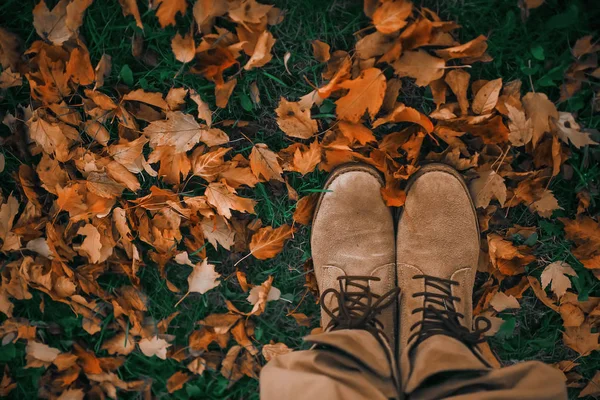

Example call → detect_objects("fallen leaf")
171 31 195 63
202 215 235 250
559 303 585 327
506 103 533 146
244 31 276 70
469 168 507 208
249 225 295 260
522 92 558 147
579 371 600 398
444 69 470 115
290 140 321 175
541 261 577 298
275 98 318 139
527 276 559 312
215 79 237 108
489 291 520 312
249 143 284 182
293 194 318 225
552 112 598 148
101 332 136 355
205 181 256 219
189 90 213 127
563 322 600 356
311 40 330 62
372 0 412 34
153 0 187 28
138 336 171 360
435 35 488 60
471 78 502 115
167 371 190 393
335 68 386 122
393 50 445 86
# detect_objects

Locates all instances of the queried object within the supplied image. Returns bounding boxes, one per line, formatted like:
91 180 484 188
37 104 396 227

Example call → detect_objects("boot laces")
408 274 491 349
321 276 399 342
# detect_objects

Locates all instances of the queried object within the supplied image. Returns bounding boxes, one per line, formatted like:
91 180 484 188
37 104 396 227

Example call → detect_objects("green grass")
1 0 599 398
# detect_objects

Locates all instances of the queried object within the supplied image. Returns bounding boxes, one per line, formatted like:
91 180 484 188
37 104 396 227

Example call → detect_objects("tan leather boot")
396 163 490 377
311 164 398 344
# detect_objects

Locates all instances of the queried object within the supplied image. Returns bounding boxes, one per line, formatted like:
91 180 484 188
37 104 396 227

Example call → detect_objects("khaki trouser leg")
260 329 399 400
402 335 568 400
261 332 567 400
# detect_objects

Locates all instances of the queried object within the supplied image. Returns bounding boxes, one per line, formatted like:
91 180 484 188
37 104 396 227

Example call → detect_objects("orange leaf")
167 371 191 393
372 0 412 34
311 40 331 62
153 0 187 28
435 35 488 60
338 121 376 145
249 225 295 260
293 194 318 225
249 143 284 182
171 31 195 63
393 50 445 87
205 181 256 219
243 31 276 70
215 79 237 108
291 140 321 175
275 98 318 139
372 103 434 133
335 68 386 123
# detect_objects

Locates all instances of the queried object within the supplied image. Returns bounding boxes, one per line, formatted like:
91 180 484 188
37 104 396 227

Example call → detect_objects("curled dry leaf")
293 194 318 225
138 336 171 360
275 98 318 139
471 78 502 115
311 40 330 62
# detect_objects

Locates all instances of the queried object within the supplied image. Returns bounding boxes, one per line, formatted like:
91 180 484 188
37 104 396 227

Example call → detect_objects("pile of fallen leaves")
0 0 599 398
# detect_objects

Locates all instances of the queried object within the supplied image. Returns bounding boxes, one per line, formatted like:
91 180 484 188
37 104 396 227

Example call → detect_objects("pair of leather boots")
312 163 490 361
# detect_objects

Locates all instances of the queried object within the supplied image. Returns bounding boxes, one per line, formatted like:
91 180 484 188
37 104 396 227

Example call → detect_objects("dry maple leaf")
275 98 318 139
469 168 507 208
167 371 191 394
171 30 195 63
249 225 295 260
372 0 412 34
290 140 322 175
489 292 520 312
153 0 187 28
0 69 22 89
185 259 221 295
205 180 256 219
560 216 600 270
522 92 558 147
552 112 598 148
506 103 533 146
138 336 171 360
201 215 235 250
193 0 229 34
191 147 230 182
190 90 213 127
471 78 502 115
487 233 536 276
33 0 92 45
249 143 284 182
541 261 577 298
563 321 600 356
338 121 376 145
335 67 386 122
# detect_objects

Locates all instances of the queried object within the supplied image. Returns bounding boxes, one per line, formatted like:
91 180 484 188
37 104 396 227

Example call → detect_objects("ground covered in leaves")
1 0 600 398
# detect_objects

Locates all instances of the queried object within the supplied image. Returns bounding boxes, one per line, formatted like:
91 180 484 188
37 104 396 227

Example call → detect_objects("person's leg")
395 163 567 399
260 164 400 400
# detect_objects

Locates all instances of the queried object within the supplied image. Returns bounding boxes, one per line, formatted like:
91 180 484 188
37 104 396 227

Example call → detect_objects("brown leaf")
293 194 318 225
487 234 535 276
372 0 412 34
527 276 559 312
275 98 318 139
166 371 190 393
335 68 386 122
563 321 600 356
541 261 577 298
171 31 195 63
249 225 295 260
559 303 585 327
139 336 171 359
489 291 520 312
338 121 376 145
290 140 321 175
444 69 470 115
118 0 143 29
469 168 507 208
522 92 559 147
471 78 502 115
153 0 187 28
186 259 221 295
560 216 600 270
372 103 434 133
215 79 237 108
579 371 600 398
311 40 331 62
101 332 136 355
552 112 598 148
393 50 445 86
205 181 256 219
249 143 284 182
435 35 488 60
244 31 276 70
